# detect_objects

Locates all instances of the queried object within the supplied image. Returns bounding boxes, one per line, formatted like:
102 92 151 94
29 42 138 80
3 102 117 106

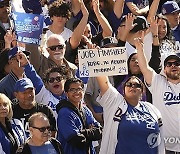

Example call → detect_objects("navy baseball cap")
22 0 42 14
164 53 180 66
162 1 180 15
100 37 118 48
14 78 34 92
8 47 30 60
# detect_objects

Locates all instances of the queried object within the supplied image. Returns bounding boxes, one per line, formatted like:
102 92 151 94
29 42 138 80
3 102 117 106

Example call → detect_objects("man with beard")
37 34 77 78
134 33 180 154
26 0 89 78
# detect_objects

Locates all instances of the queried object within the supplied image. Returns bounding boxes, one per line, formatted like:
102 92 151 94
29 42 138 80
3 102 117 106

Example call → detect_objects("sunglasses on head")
165 61 180 67
32 126 51 133
48 76 64 83
48 45 65 51
125 82 142 88
0 2 9 8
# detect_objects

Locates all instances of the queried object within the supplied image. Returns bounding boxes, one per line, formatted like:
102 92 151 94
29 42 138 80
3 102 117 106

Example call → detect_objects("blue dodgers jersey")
115 102 160 154
57 106 97 154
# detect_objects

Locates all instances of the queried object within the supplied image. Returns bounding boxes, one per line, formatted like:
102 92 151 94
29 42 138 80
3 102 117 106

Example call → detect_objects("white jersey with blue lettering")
147 71 180 152
35 85 66 119
96 85 127 154
96 84 164 154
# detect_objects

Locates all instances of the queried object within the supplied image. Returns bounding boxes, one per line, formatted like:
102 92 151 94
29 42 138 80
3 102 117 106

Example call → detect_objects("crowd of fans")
0 0 179 153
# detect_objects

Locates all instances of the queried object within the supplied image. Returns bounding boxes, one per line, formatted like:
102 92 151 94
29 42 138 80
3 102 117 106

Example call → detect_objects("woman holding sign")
95 75 165 154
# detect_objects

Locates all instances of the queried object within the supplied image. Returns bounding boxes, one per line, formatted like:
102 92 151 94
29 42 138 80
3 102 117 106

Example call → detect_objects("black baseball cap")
100 37 118 48
164 53 180 66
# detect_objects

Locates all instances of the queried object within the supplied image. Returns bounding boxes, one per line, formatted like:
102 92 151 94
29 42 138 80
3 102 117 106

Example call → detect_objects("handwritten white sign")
78 47 128 77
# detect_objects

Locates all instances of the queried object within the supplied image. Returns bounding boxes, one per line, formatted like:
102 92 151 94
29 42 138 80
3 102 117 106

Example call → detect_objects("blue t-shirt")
29 141 57 154
115 102 160 154
172 24 180 42
172 24 180 52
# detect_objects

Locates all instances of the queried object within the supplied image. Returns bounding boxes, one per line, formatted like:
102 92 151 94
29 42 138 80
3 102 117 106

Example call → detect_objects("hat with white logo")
162 1 180 15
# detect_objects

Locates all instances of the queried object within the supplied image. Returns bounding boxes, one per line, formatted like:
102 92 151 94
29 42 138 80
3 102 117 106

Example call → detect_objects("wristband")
153 35 158 38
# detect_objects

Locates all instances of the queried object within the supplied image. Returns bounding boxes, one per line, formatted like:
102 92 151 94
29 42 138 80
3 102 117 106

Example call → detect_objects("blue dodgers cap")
22 0 42 14
14 78 34 92
8 47 31 60
162 1 180 15
8 47 18 59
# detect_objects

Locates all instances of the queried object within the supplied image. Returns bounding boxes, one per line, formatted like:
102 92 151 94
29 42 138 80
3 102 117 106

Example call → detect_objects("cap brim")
18 85 34 92
164 55 180 66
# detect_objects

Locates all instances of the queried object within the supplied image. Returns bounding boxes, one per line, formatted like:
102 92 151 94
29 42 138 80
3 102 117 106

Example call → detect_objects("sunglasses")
32 126 51 133
125 82 142 88
48 45 65 51
54 14 68 18
165 61 180 67
68 88 83 93
0 2 9 8
48 76 64 83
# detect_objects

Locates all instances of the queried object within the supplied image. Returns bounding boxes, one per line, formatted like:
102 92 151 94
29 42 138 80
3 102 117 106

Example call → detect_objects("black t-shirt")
12 102 56 137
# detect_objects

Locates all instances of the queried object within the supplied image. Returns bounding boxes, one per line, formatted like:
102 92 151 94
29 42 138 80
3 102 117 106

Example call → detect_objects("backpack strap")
50 138 64 154
16 142 31 154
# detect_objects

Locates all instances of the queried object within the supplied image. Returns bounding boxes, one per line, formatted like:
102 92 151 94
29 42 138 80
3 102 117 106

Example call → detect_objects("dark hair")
123 76 145 94
64 78 84 92
156 14 172 40
44 66 72 83
48 0 71 19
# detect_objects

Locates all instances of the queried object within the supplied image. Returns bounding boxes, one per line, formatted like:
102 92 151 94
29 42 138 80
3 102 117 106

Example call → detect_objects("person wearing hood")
56 78 102 154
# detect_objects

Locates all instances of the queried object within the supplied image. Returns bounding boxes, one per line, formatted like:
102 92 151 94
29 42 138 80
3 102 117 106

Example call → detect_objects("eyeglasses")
68 88 83 93
48 45 65 51
165 61 180 67
125 82 142 88
48 76 64 83
32 126 51 133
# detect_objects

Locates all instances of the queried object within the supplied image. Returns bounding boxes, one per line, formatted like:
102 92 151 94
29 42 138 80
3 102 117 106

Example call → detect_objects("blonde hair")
0 93 13 119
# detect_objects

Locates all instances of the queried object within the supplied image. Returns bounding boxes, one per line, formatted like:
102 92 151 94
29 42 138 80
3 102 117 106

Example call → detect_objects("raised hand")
16 51 29 67
134 31 145 51
125 13 137 31
149 17 158 36
92 0 100 13
4 30 16 48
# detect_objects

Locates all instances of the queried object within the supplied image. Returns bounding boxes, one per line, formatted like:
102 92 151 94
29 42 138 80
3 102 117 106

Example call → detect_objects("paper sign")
13 12 44 45
78 47 128 77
